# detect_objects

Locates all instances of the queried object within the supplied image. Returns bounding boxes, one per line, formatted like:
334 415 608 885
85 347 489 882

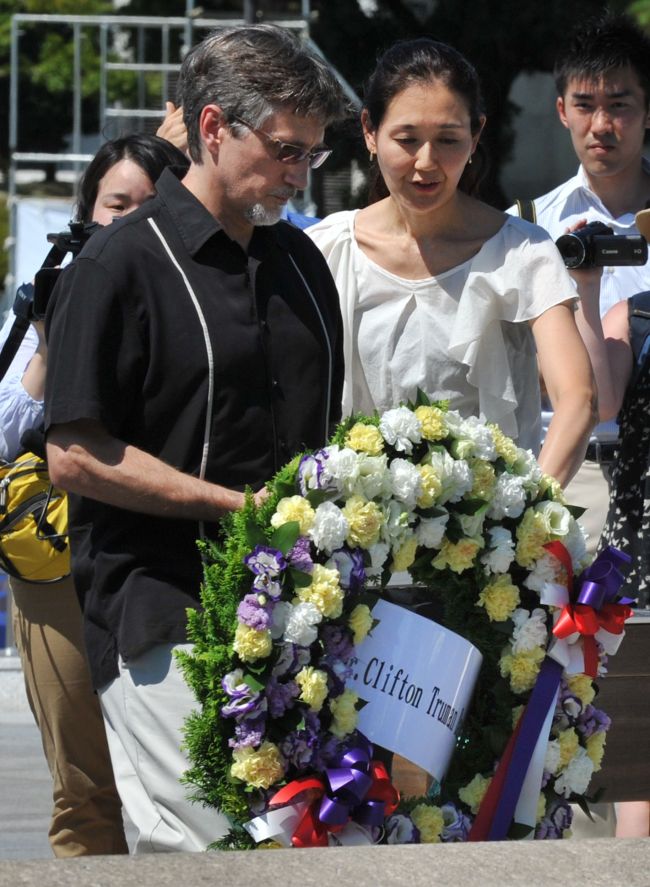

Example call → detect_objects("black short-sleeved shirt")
44 168 343 689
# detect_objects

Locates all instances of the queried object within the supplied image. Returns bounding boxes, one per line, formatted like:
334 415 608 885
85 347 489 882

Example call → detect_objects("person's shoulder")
305 210 356 242
506 173 579 221
76 198 162 262
496 213 555 248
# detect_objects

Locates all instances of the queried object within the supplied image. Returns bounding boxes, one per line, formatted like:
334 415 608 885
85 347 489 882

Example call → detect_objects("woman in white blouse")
308 39 595 487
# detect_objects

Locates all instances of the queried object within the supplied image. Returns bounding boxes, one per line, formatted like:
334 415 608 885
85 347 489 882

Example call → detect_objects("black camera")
555 221 647 270
13 220 99 321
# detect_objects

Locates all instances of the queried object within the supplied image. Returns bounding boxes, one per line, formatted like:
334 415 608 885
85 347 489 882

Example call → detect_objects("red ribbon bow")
269 758 399 848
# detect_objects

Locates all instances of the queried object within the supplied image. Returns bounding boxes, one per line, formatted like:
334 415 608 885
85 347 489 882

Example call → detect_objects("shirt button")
271 379 279 389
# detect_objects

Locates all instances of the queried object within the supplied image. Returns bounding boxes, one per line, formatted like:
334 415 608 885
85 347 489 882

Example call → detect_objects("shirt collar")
570 157 650 222
154 166 282 258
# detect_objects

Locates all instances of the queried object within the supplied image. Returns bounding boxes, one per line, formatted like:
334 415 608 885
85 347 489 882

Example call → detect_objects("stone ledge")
0 839 648 887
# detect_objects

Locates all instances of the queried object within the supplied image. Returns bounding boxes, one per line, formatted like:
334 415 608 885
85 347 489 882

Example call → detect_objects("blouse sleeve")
447 218 575 442
306 212 359 417
0 316 42 462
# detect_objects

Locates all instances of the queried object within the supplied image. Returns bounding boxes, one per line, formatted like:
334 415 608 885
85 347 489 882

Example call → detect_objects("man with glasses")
44 25 346 853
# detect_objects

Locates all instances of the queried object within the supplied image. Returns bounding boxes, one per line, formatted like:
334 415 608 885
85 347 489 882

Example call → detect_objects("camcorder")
13 220 99 323
555 221 647 270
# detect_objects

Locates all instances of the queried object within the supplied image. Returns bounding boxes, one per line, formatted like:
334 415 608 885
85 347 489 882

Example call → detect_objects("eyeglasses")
231 115 332 169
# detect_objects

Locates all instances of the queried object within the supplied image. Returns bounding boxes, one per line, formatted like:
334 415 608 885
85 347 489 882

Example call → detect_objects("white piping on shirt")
287 252 333 441
147 217 214 539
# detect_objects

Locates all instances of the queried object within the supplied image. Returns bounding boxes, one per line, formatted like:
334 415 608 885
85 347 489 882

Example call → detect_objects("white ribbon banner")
347 599 482 781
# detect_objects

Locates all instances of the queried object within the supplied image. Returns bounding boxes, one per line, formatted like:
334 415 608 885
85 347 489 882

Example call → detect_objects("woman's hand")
157 102 188 156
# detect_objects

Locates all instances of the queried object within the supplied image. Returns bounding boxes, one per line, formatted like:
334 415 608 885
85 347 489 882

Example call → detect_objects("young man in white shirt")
510 12 650 840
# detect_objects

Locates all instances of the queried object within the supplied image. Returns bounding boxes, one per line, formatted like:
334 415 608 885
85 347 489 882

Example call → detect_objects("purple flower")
281 726 319 769
576 704 611 739
237 594 272 630
440 803 471 842
535 800 573 840
252 573 283 600
386 814 419 844
229 714 267 750
321 624 355 661
327 547 366 592
287 536 314 574
265 677 299 718
298 450 331 496
244 545 287 577
272 643 311 678
221 681 266 720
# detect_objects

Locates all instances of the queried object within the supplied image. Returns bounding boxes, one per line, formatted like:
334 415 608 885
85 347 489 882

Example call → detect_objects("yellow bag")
0 452 69 582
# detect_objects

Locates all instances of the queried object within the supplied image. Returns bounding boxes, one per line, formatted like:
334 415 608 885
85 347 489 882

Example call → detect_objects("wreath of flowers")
179 394 629 848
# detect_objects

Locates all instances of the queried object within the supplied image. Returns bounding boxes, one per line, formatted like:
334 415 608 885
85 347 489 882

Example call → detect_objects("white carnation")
380 499 413 546
428 449 473 504
379 407 422 454
458 504 488 538
416 512 449 549
535 500 572 538
309 501 349 554
481 526 515 574
544 739 561 776
354 453 391 500
488 473 527 519
554 747 594 798
524 552 562 593
366 541 390 577
511 608 548 653
452 414 497 461
324 445 360 495
390 458 422 508
283 601 323 647
561 518 589 569
513 448 544 486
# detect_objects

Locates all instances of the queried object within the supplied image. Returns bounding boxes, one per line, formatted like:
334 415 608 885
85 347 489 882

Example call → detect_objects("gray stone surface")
0 839 649 887
0 655 30 715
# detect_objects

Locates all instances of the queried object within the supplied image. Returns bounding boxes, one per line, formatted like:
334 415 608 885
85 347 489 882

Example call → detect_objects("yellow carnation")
348 603 373 645
538 474 567 504
536 793 547 824
499 646 545 694
295 666 329 712
558 728 580 769
470 459 497 500
233 623 272 662
329 689 359 738
586 731 607 772
414 405 448 441
345 422 384 455
515 508 549 567
297 563 344 618
410 804 444 843
342 495 382 548
432 537 483 573
478 574 521 622
231 741 285 789
391 536 418 572
488 424 519 466
417 463 442 507
459 773 491 814
567 674 596 706
270 496 315 535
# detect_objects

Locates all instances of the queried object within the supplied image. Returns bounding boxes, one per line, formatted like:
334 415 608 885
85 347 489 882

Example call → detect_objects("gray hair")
178 24 349 163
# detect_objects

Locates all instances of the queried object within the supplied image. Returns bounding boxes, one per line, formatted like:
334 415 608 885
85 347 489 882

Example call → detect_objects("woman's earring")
467 154 473 166
369 150 375 163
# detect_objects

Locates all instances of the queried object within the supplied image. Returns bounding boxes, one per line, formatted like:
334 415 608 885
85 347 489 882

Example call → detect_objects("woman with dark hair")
0 133 188 857
308 39 595 486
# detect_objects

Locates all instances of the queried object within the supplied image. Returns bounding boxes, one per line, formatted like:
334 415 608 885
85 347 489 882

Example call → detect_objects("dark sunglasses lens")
309 149 332 169
277 144 307 163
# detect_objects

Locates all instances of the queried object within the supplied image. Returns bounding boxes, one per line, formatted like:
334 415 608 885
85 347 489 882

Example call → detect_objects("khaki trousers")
11 574 128 857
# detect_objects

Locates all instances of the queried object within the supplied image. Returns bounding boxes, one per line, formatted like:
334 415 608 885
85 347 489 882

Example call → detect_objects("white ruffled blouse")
307 210 576 453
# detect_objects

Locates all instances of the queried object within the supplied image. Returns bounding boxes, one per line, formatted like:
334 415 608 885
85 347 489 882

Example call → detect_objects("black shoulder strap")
515 198 537 224
0 314 30 383
628 290 650 387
